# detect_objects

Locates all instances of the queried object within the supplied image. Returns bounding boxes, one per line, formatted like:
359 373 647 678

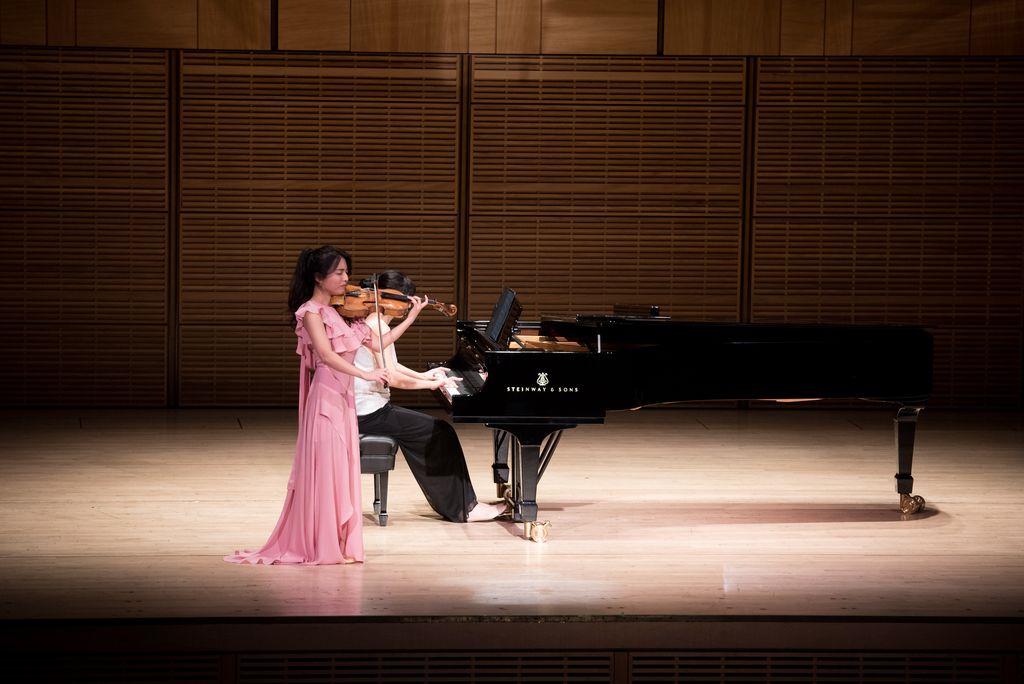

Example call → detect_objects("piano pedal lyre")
899 493 926 515
524 520 550 543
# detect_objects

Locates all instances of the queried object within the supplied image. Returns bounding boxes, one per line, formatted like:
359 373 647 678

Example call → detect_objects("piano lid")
540 313 933 347
537 313 933 406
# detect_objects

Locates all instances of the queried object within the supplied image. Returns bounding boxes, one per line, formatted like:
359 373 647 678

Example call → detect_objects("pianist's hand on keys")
443 375 462 396
426 367 451 381
429 372 463 398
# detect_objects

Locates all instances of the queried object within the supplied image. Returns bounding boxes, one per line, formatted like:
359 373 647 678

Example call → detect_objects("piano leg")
894 406 926 514
514 438 539 526
492 429 511 498
488 423 575 541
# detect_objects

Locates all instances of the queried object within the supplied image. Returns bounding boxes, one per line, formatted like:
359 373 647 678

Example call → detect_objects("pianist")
352 271 506 523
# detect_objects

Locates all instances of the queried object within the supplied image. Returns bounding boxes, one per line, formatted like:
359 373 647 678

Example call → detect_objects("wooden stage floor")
1 407 1022 680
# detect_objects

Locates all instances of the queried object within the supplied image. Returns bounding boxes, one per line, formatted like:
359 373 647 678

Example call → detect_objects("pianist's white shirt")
353 315 393 416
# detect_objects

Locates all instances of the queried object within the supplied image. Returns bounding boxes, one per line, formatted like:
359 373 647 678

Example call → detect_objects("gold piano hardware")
900 493 926 515
524 520 551 543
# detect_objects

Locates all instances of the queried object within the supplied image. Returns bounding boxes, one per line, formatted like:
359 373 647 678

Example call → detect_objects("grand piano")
436 289 933 541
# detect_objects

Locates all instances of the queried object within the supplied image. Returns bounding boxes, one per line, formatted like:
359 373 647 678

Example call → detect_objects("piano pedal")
899 493 926 515
498 484 512 502
524 520 551 543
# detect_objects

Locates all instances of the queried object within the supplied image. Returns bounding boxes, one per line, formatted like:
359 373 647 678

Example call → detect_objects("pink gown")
226 300 370 565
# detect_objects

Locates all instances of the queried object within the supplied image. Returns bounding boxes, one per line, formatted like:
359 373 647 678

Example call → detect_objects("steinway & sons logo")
506 372 579 393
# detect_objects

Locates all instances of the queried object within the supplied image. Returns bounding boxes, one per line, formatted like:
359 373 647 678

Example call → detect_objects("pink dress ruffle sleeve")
226 301 371 565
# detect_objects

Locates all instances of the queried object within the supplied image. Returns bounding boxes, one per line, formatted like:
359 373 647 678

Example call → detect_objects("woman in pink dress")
226 246 428 565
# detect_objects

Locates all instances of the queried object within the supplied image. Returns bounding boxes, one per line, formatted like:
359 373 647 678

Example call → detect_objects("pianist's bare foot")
466 501 507 522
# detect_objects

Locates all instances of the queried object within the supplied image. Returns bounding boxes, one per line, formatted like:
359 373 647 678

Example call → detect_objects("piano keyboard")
437 367 486 404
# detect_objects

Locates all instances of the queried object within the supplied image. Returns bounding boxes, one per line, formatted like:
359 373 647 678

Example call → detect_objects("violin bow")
370 274 389 387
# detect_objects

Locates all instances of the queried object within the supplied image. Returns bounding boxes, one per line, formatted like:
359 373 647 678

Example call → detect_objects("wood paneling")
180 52 460 215
3 0 1019 55
469 0 495 53
851 0 971 56
179 325 295 405
180 99 459 214
755 59 1024 217
179 215 457 323
0 48 169 211
751 219 1024 407
541 0 657 55
471 103 744 215
178 51 462 406
468 56 746 329
0 97 168 211
753 58 1024 406
279 0 350 51
932 327 1023 406
755 107 1023 216
0 212 168 324
0 0 45 45
470 56 746 216
665 0 781 55
756 58 1024 107
350 0 469 52
181 51 459 100
77 0 197 48
46 0 76 46
823 0 852 55
0 211 169 405
3 46 1022 408
2 0 1022 55
751 218 1024 328
0 47 170 407
198 0 271 50
496 0 540 53
468 216 741 320
971 0 1024 55
0 47 169 98
0 325 167 405
781 0 824 55
471 55 746 104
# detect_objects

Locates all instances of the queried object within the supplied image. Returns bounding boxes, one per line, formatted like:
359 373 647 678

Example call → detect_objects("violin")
331 285 408 318
330 284 457 318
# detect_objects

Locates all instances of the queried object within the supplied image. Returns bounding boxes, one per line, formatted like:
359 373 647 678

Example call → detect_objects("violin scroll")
425 298 457 317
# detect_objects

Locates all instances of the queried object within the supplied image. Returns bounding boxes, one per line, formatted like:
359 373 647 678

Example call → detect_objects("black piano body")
438 313 933 538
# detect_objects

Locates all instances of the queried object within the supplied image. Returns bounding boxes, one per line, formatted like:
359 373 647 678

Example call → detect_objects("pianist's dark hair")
287 245 353 316
373 270 416 297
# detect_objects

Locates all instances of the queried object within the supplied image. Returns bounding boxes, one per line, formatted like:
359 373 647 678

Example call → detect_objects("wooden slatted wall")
178 52 461 405
0 47 169 405
752 58 1024 406
468 56 746 321
2 47 1021 408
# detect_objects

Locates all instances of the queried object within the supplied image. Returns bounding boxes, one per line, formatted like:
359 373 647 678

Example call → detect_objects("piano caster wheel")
899 493 926 515
498 484 512 501
524 520 550 543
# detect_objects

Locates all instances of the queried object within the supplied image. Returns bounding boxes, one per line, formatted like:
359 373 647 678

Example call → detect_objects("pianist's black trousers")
357 404 478 523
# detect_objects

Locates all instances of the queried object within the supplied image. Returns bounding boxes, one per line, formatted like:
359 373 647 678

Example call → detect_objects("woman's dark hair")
287 246 352 315
374 270 416 296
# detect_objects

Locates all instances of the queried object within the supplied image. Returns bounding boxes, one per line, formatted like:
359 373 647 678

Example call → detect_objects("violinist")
225 247 430 565
352 270 507 523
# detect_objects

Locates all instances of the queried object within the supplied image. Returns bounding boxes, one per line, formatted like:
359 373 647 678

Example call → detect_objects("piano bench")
359 434 398 527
